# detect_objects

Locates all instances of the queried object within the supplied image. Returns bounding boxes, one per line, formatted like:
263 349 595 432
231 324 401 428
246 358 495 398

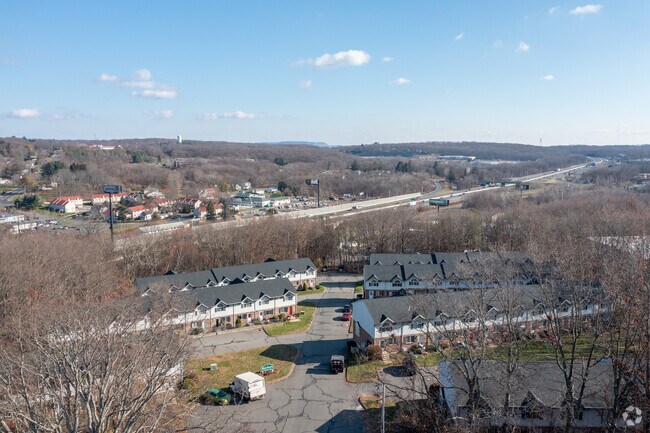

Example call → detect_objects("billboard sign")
103 184 123 194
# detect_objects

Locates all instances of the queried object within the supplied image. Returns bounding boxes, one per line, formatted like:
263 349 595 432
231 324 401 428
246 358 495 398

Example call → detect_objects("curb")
265 349 299 385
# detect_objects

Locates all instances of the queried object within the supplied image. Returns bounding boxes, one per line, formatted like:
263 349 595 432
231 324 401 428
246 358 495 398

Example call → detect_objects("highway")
113 160 603 243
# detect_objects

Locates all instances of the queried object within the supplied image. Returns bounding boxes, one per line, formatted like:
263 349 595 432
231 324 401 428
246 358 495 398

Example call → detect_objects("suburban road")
191 276 365 433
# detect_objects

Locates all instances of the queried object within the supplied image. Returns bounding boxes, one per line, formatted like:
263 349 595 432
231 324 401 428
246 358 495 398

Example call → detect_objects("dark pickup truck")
330 355 345 374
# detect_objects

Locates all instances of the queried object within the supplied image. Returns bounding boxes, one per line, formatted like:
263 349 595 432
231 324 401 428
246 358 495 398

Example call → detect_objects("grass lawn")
347 360 386 383
264 301 316 336
354 284 364 294
184 344 298 399
298 286 325 296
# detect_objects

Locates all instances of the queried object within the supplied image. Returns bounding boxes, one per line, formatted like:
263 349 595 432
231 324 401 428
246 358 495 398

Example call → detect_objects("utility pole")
381 382 386 433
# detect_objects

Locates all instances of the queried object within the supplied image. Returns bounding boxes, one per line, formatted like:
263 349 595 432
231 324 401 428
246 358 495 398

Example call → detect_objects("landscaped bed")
183 344 298 400
264 301 316 336
298 284 325 296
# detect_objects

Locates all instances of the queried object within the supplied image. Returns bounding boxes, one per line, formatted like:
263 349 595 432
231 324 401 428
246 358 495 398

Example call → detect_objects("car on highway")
341 312 351 321
200 388 232 406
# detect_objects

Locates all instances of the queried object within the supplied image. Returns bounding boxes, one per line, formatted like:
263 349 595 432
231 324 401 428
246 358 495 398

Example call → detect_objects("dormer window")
242 275 251 282
368 280 379 287
275 271 284 278
409 279 419 286
221 279 230 286
380 322 393 333
285 293 294 301
242 300 253 309
206 281 217 287
392 281 402 287
214 304 227 312
197 305 207 314
260 297 270 306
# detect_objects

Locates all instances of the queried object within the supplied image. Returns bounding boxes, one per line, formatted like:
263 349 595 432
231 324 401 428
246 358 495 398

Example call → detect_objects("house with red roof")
49 196 83 213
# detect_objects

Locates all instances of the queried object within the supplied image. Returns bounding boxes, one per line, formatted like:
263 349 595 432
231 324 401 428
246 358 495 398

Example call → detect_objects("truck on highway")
429 198 449 207
229 372 266 401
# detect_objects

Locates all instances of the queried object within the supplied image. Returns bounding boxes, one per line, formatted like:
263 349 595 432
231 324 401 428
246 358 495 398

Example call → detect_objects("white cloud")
454 32 465 41
198 111 257 120
121 80 155 88
135 68 152 80
542 75 555 81
390 77 411 86
570 4 602 15
96 69 178 99
97 73 118 82
131 89 177 99
8 108 41 119
222 111 257 119
382 56 394 63
298 79 313 89
515 41 530 52
145 110 174 119
299 49 370 68
548 6 561 15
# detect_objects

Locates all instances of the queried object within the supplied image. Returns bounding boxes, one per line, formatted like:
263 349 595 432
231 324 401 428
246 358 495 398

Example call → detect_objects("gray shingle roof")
210 258 315 283
144 278 296 314
134 258 316 294
354 286 546 325
364 251 534 282
447 360 614 410
369 253 435 265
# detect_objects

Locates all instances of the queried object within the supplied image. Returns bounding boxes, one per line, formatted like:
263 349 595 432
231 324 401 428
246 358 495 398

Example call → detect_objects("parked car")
330 355 345 374
341 312 351 321
200 388 231 406
342 305 351 313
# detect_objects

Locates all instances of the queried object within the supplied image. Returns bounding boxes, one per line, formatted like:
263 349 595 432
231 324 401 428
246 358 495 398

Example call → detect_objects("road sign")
103 184 123 194
305 178 319 185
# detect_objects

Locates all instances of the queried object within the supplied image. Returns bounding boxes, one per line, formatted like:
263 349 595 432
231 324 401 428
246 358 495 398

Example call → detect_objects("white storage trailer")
229 372 266 401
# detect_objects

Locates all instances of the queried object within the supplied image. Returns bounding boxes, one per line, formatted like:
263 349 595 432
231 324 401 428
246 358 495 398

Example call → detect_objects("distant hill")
344 141 650 161
261 141 330 148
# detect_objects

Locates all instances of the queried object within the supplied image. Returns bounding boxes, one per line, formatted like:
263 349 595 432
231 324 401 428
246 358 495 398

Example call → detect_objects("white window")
392 281 402 287
242 301 252 309
264 309 273 316
279 307 289 313
191 321 200 328
380 323 393 333
368 281 379 287
214 305 227 312
404 335 417 344
409 279 419 286
285 293 294 301
260 298 270 306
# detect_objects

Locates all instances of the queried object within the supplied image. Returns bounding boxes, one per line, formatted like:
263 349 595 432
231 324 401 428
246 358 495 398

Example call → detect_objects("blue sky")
1 1 649 145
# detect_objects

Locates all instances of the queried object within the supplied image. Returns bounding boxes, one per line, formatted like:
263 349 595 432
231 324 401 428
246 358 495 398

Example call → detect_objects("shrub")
252 319 261 325
278 313 286 322
235 318 242 328
181 377 196 391
316 284 325 291
367 345 382 361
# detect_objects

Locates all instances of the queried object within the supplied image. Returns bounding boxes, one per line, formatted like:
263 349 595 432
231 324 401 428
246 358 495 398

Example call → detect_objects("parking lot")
190 283 365 433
